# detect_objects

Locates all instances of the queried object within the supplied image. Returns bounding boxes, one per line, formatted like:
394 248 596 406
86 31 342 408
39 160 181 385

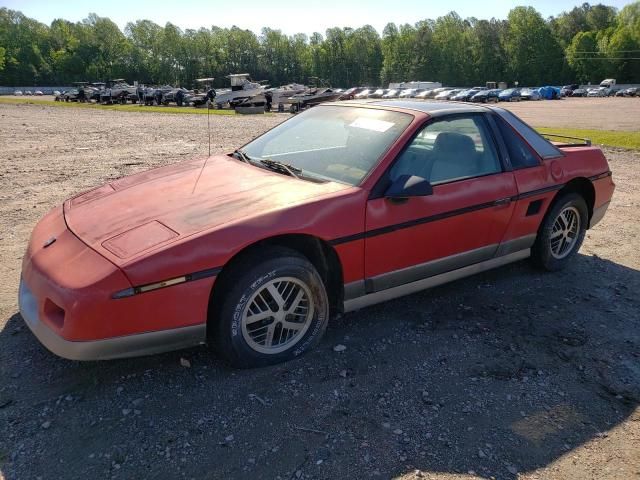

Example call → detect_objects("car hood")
64 155 350 264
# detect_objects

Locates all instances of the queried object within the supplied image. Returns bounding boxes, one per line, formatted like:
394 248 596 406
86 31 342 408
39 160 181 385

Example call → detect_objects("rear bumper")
590 201 610 228
19 279 206 360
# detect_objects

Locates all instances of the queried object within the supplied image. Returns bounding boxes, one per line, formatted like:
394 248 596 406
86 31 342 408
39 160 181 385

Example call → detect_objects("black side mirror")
385 174 433 200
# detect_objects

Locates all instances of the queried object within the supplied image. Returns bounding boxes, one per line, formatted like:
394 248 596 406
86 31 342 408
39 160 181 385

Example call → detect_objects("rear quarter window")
494 116 540 169
494 108 563 160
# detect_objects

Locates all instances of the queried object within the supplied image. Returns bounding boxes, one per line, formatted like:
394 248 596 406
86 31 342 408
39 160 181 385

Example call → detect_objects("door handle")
494 197 512 206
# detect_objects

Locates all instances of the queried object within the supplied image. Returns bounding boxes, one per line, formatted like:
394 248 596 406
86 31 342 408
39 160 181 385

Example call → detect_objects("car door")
363 113 518 293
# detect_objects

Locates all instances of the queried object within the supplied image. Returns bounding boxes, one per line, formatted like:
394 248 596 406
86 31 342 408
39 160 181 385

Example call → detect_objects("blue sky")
1 0 634 35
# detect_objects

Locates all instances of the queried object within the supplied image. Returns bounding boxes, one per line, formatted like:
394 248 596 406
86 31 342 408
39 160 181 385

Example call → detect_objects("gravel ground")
0 103 639 480
497 96 640 131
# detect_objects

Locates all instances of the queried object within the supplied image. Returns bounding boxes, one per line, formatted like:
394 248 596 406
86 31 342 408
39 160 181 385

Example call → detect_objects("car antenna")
192 88 215 194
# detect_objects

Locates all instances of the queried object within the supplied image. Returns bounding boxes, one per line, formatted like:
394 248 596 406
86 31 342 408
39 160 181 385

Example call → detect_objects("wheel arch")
207 233 345 335
549 177 595 226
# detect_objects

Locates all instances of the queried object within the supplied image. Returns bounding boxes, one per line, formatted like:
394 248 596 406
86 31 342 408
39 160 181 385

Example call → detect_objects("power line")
572 50 640 53
571 57 640 60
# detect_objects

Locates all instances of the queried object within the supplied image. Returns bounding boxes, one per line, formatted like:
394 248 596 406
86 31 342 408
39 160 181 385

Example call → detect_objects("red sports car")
19 101 614 367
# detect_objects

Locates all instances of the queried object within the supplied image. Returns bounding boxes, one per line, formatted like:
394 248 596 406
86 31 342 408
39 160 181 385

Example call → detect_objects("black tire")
212 247 329 368
531 193 588 271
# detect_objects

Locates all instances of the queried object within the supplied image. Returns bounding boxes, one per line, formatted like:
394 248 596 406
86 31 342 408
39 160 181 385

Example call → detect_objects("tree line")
0 2 638 89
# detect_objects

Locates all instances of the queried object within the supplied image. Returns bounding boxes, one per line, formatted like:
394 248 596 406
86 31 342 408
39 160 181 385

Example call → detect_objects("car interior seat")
429 132 477 183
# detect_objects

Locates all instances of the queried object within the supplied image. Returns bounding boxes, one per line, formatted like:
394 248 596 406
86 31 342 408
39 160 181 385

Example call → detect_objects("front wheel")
213 248 329 368
531 193 588 271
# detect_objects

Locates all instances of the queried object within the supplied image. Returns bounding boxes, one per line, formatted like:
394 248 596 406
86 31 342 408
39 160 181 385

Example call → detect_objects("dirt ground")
498 96 640 131
0 102 638 480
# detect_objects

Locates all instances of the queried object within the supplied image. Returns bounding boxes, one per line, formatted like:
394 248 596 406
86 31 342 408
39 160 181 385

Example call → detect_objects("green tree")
467 18 507 85
504 6 566 85
431 13 471 85
567 30 604 82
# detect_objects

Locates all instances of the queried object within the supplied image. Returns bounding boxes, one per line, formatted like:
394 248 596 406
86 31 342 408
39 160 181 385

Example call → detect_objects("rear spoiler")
541 133 592 148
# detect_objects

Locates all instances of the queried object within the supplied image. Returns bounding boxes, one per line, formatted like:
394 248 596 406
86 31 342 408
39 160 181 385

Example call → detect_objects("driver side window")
390 115 502 185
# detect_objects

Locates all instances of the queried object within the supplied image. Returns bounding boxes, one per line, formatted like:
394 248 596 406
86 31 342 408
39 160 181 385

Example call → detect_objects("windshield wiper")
233 148 251 164
259 158 302 179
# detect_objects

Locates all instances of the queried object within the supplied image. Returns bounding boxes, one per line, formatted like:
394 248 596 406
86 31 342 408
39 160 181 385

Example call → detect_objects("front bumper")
19 205 211 360
19 279 205 360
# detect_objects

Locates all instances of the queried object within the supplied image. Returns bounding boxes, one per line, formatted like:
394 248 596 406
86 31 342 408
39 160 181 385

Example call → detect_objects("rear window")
494 108 563 159
494 116 540 169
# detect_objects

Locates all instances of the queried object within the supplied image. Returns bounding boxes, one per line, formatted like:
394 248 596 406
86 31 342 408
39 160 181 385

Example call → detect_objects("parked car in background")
368 88 386 98
450 89 470 101
428 87 451 98
24 90 33 96
339 87 363 100
434 89 460 100
452 89 482 102
561 84 580 97
398 89 418 98
520 88 541 101
572 88 587 97
354 88 373 99
587 87 607 97
53 90 61 96
414 89 434 99
538 86 562 100
620 87 637 97
498 88 521 102
13 90 23 96
34 90 44 96
19 100 615 367
62 88 80 102
471 89 501 103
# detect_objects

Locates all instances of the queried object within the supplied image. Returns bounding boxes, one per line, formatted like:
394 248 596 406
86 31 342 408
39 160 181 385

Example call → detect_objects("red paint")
21 106 615 345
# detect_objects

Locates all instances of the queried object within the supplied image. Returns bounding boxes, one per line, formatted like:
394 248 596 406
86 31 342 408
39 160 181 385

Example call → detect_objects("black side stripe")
515 183 563 200
588 170 612 181
330 199 499 246
330 172 611 247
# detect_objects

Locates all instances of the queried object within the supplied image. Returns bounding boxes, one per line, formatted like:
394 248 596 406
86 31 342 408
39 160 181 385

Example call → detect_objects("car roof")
333 99 491 116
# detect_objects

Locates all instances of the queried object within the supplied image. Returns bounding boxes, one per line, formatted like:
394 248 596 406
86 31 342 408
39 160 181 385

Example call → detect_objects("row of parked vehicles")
561 84 638 97
12 90 45 96
12 77 638 114
339 83 638 102
339 86 557 102
43 77 345 113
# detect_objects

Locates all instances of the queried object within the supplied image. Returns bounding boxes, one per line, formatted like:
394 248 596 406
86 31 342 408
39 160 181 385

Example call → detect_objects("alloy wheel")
550 206 581 259
241 277 314 354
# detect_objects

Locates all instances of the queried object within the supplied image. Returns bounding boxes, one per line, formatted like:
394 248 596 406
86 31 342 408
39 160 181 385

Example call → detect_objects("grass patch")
537 127 640 150
0 96 237 115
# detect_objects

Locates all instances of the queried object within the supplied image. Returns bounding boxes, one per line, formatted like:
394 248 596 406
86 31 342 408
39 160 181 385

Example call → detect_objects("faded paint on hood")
64 155 350 264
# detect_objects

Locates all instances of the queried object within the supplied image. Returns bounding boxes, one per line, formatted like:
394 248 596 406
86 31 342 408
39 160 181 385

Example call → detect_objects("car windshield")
241 105 413 186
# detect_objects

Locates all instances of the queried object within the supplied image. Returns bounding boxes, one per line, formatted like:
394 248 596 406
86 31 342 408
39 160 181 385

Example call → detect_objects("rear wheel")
531 193 588 271
213 247 329 368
